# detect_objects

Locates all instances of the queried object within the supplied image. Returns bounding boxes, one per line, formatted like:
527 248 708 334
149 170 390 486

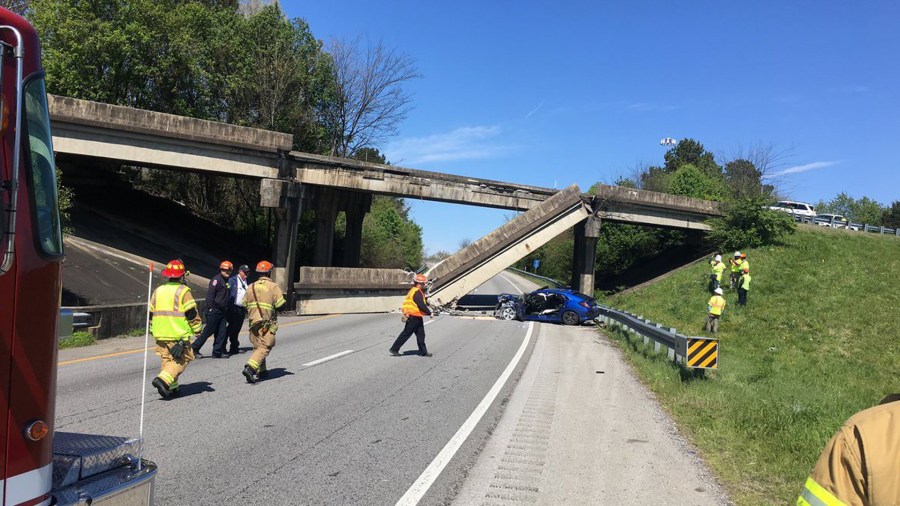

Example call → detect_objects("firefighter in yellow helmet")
149 259 202 399
241 260 286 383
389 273 433 357
798 394 900 506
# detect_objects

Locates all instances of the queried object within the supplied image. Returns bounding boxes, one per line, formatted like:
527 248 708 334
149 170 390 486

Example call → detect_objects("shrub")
706 197 795 250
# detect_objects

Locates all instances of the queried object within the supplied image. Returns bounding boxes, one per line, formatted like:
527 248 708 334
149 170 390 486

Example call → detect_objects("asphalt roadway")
55 271 728 505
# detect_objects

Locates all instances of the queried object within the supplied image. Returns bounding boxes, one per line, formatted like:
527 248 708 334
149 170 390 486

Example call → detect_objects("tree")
668 163 728 201
664 138 721 177
1 0 28 15
323 37 419 157
817 192 885 225
360 197 423 269
882 201 900 228
723 159 774 199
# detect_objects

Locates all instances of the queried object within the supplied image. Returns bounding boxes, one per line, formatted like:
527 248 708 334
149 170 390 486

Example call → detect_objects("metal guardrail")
72 312 93 329
788 214 899 236
596 305 718 370
506 267 567 287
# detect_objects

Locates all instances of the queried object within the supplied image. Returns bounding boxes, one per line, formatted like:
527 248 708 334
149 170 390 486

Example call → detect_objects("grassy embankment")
602 226 900 505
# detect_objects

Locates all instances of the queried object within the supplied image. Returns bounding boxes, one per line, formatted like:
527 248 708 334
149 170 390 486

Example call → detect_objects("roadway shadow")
259 368 293 381
399 350 427 357
169 381 214 400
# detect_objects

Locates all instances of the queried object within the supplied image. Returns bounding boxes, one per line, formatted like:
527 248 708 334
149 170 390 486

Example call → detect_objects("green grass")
604 226 900 505
59 331 95 349
125 327 145 337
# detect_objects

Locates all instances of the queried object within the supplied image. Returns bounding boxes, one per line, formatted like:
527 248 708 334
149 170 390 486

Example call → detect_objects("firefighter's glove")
170 340 187 361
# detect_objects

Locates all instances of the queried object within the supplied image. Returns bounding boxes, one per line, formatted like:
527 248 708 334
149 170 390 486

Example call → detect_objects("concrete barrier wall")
64 301 208 340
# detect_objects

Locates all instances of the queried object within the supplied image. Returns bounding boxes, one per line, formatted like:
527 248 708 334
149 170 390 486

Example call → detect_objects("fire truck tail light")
0 97 7 135
25 420 49 441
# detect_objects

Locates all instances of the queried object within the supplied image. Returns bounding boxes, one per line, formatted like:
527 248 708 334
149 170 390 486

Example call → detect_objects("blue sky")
282 1 900 254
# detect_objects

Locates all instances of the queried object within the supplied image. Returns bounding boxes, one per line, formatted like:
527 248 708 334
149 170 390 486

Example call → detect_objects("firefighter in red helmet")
149 259 202 399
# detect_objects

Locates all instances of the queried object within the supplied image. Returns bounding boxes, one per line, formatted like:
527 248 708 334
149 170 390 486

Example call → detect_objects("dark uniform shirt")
413 290 431 316
205 273 231 311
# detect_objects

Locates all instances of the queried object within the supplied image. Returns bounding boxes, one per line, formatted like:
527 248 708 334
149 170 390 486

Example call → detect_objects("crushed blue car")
494 288 600 325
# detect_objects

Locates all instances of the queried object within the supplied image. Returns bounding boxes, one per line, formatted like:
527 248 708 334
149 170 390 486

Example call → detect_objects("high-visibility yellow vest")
740 259 749 273
729 258 741 273
150 282 199 340
739 273 752 291
401 287 425 317
708 295 726 316
712 262 726 282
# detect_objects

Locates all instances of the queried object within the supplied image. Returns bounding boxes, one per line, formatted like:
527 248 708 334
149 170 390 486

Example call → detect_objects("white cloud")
770 160 840 177
386 126 512 165
524 100 545 120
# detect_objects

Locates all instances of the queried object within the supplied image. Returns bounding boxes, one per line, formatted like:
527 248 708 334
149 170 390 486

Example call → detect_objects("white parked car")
769 200 817 218
815 214 860 231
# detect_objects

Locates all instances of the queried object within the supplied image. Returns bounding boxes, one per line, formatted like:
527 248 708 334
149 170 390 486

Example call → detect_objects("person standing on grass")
709 254 725 293
729 251 742 288
389 273 433 357
798 394 900 505
706 287 726 333
737 268 751 306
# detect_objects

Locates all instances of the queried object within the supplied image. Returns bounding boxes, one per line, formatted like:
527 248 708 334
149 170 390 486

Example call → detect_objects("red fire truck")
0 8 156 505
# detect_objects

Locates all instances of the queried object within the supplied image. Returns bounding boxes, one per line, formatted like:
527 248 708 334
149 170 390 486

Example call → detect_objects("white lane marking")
396 322 535 506
301 350 354 367
497 272 524 295
5 462 52 505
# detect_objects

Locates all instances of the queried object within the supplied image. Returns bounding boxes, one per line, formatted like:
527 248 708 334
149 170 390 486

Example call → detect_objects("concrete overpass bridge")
49 95 721 312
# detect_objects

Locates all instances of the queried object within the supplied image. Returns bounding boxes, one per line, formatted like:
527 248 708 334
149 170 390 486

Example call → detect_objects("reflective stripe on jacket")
243 277 286 324
150 282 201 340
707 295 726 316
401 287 426 317
798 397 900 506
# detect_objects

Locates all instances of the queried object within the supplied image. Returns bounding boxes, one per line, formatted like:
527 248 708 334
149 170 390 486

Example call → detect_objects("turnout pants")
193 308 228 356
155 340 195 390
390 316 427 355
247 325 276 373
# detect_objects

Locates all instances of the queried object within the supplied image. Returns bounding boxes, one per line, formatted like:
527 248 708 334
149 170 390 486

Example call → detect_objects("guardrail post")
667 348 675 360
880 226 886 234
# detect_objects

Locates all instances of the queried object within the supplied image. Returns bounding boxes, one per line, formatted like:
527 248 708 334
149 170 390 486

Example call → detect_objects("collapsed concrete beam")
294 266 414 314
425 185 591 306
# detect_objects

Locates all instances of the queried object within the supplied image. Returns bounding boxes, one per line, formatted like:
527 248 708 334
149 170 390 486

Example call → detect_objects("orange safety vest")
401 286 426 317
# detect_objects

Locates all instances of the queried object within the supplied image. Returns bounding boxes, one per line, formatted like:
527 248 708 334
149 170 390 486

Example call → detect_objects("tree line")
22 0 424 269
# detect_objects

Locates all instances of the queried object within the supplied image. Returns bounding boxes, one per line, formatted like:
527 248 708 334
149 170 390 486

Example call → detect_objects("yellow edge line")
58 314 340 366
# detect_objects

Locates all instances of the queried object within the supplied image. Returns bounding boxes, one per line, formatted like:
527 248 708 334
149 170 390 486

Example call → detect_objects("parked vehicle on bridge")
768 200 817 218
495 288 600 325
0 7 157 505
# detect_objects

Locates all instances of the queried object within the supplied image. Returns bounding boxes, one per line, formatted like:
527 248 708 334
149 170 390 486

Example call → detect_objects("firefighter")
705 287 726 333
241 261 286 383
710 254 726 293
149 259 202 399
389 273 433 357
729 251 742 289
737 267 751 306
192 260 232 358
797 394 900 505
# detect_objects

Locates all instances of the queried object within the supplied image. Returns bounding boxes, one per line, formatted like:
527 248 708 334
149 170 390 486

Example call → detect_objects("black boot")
152 377 171 399
242 365 258 384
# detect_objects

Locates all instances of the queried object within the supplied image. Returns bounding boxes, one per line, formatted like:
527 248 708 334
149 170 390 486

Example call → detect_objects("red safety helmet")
162 259 186 278
414 273 427 284
219 260 234 271
256 260 274 273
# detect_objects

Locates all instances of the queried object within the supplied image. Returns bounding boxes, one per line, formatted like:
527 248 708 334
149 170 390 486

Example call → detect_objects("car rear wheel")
499 306 516 321
561 310 580 326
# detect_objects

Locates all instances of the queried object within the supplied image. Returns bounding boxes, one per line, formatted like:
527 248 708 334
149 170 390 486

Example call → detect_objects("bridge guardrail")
788 214 899 236
506 267 567 288
596 305 719 370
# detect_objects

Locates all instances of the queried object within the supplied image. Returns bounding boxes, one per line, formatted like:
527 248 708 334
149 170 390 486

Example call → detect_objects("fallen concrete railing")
597 306 719 370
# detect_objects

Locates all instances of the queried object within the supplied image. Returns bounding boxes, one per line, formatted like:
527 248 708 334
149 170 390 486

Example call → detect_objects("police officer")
149 259 202 399
192 260 232 358
389 273 433 357
226 264 250 355
798 394 900 505
241 261 286 383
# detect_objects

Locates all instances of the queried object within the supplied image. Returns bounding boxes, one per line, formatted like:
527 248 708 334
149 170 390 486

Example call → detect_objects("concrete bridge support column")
571 215 601 295
314 197 339 267
340 192 372 267
261 176 306 296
